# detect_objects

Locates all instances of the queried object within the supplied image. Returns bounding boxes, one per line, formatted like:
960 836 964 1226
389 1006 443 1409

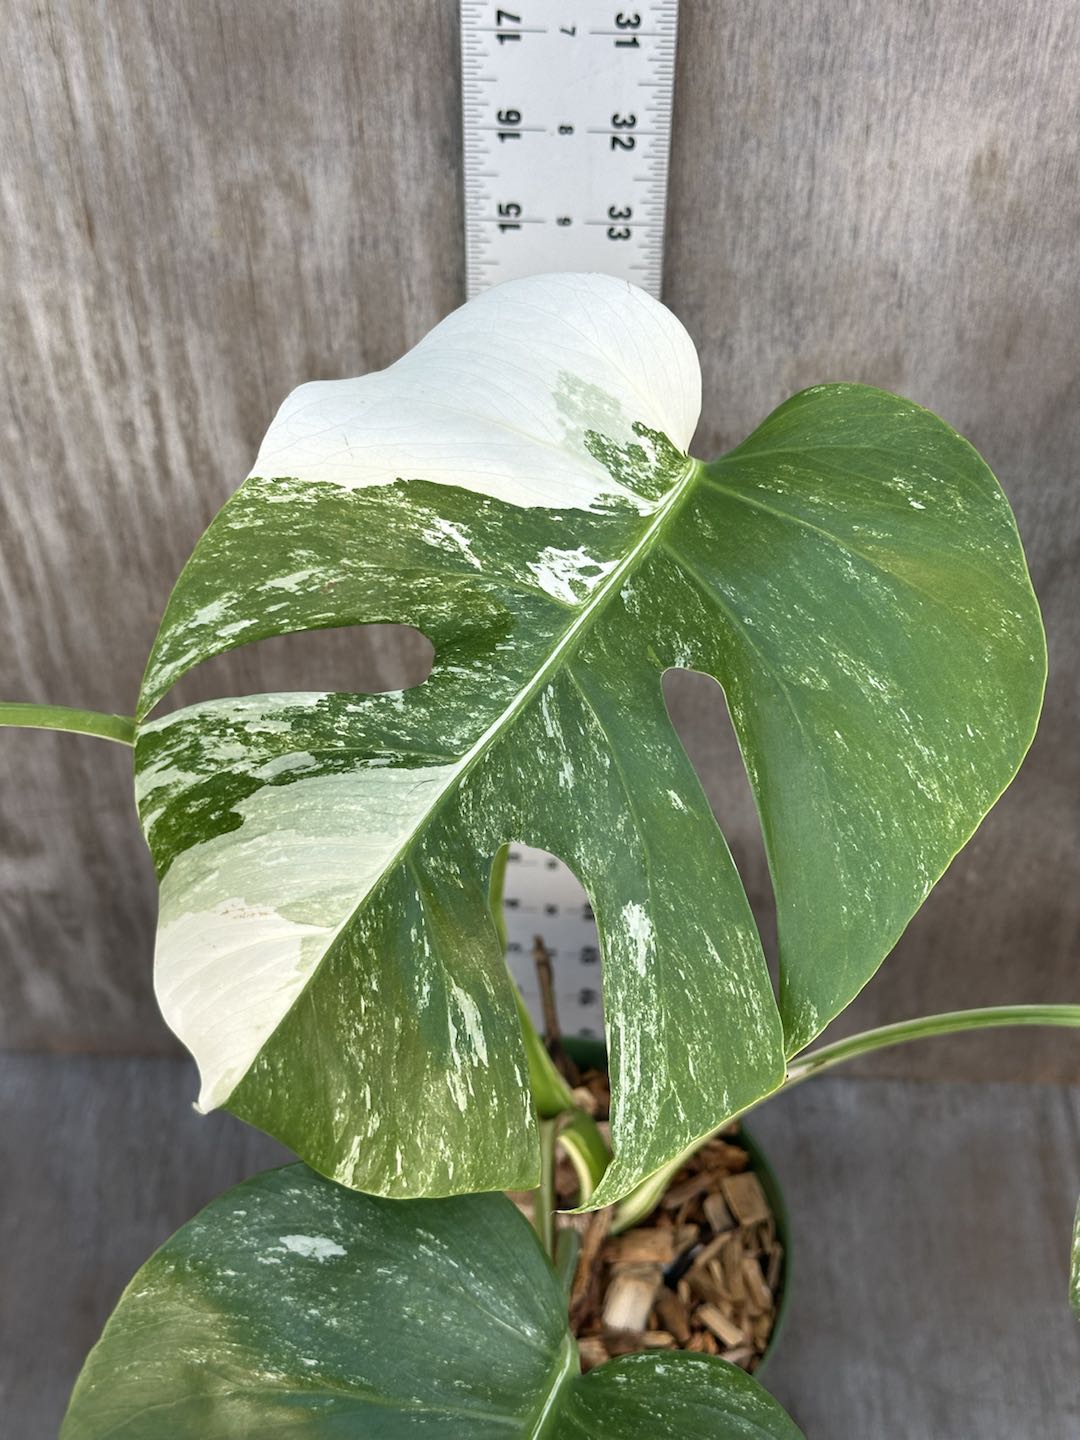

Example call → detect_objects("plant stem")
557 1109 611 1205
784 1003 1080 1086
553 1226 581 1298
612 1002 1080 1233
0 702 135 746
514 988 577 1117
536 1117 560 1258
533 933 562 1050
488 843 511 954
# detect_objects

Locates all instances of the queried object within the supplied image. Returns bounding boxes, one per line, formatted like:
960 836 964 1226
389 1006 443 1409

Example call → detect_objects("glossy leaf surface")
134 273 1043 1204
697 389 1044 1047
62 1164 803 1439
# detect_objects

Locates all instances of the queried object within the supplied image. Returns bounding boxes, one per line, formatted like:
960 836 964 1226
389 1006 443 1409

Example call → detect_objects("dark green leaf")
558 1353 803 1438
697 385 1045 1049
62 1164 802 1439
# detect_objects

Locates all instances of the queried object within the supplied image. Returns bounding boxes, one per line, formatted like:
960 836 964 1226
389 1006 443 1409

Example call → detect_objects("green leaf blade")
693 383 1045 1052
134 277 1043 1205
62 1165 802 1440
62 1168 568 1440
556 1352 804 1439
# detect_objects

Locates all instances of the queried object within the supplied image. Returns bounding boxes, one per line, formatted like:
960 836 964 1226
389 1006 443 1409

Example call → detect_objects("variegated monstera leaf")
135 273 1044 1207
62 1165 804 1440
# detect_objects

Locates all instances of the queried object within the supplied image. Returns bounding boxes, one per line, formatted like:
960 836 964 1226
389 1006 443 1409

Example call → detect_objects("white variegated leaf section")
251 272 700 510
144 274 718 1187
154 744 461 1111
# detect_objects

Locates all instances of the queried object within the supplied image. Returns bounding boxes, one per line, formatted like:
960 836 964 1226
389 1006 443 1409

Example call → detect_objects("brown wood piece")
687 1265 727 1307
720 1237 748 1301
661 1169 722 1209
687 1330 720 1355
569 1207 611 1324
570 1085 600 1117
641 1330 678 1349
602 1264 663 1333
531 935 580 1084
690 1231 730 1271
721 1172 771 1226
604 1329 653 1357
577 1336 610 1371
532 934 560 1042
697 1303 745 1348
703 1191 736 1233
673 1222 700 1251
695 1139 751 1173
654 1288 693 1344
741 1255 774 1314
605 1228 677 1266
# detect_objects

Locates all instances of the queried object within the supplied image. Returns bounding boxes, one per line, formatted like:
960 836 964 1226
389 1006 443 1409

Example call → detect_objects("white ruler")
461 3 679 1032
461 0 680 299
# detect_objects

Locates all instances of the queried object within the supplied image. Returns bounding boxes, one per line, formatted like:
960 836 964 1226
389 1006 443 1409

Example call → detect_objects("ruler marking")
461 0 679 301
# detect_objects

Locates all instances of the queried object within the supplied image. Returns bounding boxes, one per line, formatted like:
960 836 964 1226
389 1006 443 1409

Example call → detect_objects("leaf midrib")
229 454 702 1108
523 1334 578 1440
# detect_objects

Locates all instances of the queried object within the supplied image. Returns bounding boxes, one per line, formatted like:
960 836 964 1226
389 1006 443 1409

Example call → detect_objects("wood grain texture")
0 1054 291 1436
751 1075 1080 1438
3 1056 1078 1437
1 1 1078 1072
662 0 1080 1080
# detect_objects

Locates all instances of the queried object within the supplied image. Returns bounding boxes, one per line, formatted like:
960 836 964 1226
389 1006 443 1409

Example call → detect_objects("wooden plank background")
1 0 1078 1077
6 1056 1079 1436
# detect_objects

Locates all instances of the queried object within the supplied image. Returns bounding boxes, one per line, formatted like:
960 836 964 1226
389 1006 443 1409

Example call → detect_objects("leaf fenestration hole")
151 623 435 717
662 668 778 977
501 844 606 1042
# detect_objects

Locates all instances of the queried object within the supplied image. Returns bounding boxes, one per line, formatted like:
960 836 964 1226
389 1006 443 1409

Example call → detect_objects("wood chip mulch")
514 1062 784 1375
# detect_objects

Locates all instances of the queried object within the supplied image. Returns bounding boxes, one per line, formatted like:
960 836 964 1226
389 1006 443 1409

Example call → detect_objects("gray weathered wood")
3 1056 1077 1437
662 0 1080 1082
0 0 446 1050
750 1075 1080 1437
0 1054 290 1435
1 1 1078 1072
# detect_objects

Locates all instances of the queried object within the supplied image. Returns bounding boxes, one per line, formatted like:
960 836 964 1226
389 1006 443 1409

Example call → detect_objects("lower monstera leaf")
131 272 1044 1207
62 1164 802 1439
